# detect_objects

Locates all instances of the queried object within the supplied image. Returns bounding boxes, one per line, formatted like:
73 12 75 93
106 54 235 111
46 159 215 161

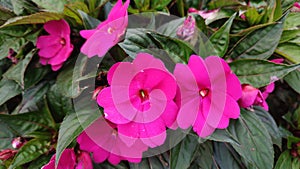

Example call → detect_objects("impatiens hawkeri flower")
80 0 130 57
174 55 242 138
36 19 73 71
97 53 178 147
42 148 92 169
238 84 267 110
77 117 148 165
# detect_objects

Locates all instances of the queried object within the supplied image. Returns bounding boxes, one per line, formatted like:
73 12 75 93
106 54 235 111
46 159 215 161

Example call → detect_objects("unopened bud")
11 137 25 149
0 149 17 161
176 15 196 41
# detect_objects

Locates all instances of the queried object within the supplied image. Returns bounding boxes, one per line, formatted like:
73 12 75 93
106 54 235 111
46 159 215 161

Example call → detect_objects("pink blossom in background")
42 148 92 169
0 149 17 161
174 55 242 138
176 15 196 40
291 2 300 12
80 0 130 57
238 84 268 110
36 19 73 71
97 53 178 147
188 8 219 19
77 117 148 165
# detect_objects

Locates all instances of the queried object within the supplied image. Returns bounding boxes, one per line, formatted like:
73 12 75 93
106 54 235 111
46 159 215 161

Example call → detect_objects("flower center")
139 89 149 102
199 88 209 98
59 38 66 46
107 27 115 34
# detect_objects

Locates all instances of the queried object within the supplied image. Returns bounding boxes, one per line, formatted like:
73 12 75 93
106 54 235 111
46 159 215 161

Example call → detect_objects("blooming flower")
80 0 130 57
36 19 73 71
77 117 148 165
97 53 178 147
41 148 92 169
174 55 242 137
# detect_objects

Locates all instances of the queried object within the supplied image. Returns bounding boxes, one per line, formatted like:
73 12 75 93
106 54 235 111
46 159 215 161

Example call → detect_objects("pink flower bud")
11 137 25 149
0 149 17 161
176 15 196 41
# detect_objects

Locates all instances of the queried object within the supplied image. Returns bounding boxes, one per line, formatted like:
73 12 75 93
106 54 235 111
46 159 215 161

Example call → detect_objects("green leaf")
0 12 63 28
244 7 266 26
3 50 35 88
0 33 26 60
274 150 300 169
170 134 199 169
191 141 214 169
271 0 282 21
151 0 172 10
284 12 300 30
47 83 75 122
129 155 169 169
208 0 241 9
176 0 184 17
16 82 50 113
228 20 284 59
63 2 89 25
226 110 274 169
157 17 185 37
276 43 300 63
253 106 282 147
55 98 101 166
31 0 66 12
24 59 51 89
213 142 243 169
28 153 52 169
9 139 51 169
0 103 55 149
279 29 300 43
284 70 300 94
0 5 15 25
0 78 22 106
77 10 100 29
229 59 300 88
56 55 87 98
209 13 235 57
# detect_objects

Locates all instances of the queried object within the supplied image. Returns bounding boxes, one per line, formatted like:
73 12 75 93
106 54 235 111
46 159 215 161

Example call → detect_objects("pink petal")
222 95 240 119
80 30 97 39
193 113 216 138
188 55 210 88
133 53 167 71
77 132 98 152
107 153 122 165
51 64 63 71
140 119 167 148
97 87 130 124
76 152 93 169
216 115 230 129
57 149 77 169
36 35 61 49
44 19 71 36
225 73 242 100
107 62 121 85
118 122 139 147
80 30 117 58
107 0 130 21
48 45 73 65
161 101 178 129
239 85 259 108
41 160 55 169
92 147 110 163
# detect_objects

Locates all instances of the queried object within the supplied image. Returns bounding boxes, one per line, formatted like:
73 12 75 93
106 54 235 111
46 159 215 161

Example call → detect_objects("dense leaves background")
0 0 299 168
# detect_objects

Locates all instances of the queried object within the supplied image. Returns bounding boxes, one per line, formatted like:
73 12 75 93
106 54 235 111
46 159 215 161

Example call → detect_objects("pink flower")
77 117 148 165
188 8 219 19
42 148 92 169
0 149 17 161
174 55 242 138
80 0 130 57
36 19 73 71
291 2 300 12
176 15 196 41
238 84 268 110
97 53 178 147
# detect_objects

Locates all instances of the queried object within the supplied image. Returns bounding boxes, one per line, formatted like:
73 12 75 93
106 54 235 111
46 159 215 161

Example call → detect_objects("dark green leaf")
24 59 51 89
157 17 185 37
55 97 101 166
9 139 51 169
3 50 35 88
253 106 282 147
27 153 52 169
47 84 75 122
271 0 282 21
209 13 235 57
284 70 300 94
284 12 300 29
0 78 21 106
208 0 241 9
276 43 300 63
0 5 15 25
279 29 300 43
129 155 169 169
191 141 214 169
229 14 286 59
170 134 199 169
229 59 300 88
78 10 100 29
151 0 172 10
213 142 243 169
56 55 87 98
281 0 296 12
0 12 63 28
228 110 274 169
176 0 184 17
0 33 26 60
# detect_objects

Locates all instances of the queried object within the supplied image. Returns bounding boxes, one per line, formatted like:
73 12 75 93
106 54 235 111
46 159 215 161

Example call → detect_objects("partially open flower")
80 0 130 57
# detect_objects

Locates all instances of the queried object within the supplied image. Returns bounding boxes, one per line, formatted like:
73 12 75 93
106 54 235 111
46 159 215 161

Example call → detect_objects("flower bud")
176 15 196 41
0 149 17 161
11 137 25 149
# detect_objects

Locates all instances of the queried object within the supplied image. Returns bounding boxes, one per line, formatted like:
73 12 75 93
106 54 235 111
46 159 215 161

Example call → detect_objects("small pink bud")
176 15 196 41
0 149 17 161
11 137 25 149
